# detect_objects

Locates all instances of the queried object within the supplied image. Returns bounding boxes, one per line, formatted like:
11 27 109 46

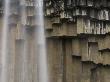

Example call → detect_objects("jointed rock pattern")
44 0 110 82
0 0 110 82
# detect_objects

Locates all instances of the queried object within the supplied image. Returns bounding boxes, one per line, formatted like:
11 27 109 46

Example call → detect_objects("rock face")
0 0 110 82
0 0 38 82
44 0 110 82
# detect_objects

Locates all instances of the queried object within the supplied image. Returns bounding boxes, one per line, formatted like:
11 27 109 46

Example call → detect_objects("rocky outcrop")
45 0 110 82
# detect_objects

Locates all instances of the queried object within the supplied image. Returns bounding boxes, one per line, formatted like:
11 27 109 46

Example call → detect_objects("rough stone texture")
44 0 110 82
0 0 110 82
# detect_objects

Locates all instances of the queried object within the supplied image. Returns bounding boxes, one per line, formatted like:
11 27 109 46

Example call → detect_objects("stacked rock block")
45 0 110 82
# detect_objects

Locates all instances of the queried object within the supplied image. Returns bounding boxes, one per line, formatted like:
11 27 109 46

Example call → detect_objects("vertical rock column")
1 0 15 82
14 0 32 82
0 15 3 81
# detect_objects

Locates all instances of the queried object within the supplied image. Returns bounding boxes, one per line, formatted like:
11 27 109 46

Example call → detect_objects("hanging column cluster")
44 0 110 36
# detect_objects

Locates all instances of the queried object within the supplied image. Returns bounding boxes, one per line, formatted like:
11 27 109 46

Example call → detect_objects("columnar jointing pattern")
0 0 39 82
44 0 110 82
